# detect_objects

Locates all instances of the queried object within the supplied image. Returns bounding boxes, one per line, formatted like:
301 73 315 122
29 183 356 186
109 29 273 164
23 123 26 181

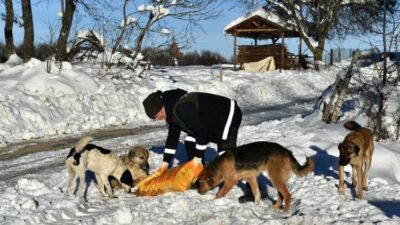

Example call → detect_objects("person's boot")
238 188 255 203
238 183 268 203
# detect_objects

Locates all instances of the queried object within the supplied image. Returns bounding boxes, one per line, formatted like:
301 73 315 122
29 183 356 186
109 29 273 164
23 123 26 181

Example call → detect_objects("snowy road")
1 97 399 225
0 97 315 182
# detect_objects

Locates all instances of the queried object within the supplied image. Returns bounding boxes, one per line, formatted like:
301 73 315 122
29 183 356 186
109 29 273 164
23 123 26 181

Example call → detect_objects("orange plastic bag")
135 159 203 196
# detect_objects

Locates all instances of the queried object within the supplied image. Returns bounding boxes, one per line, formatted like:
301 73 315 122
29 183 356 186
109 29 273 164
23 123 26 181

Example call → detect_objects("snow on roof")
224 7 296 33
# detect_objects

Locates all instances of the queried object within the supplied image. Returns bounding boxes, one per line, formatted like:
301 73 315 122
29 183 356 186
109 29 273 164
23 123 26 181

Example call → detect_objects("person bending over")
142 88 242 169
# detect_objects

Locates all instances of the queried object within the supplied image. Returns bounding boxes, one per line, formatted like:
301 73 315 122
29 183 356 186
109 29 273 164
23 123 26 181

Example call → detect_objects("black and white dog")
65 136 133 201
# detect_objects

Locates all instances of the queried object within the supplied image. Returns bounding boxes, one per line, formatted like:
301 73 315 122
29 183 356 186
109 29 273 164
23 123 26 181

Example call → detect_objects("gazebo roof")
224 8 299 39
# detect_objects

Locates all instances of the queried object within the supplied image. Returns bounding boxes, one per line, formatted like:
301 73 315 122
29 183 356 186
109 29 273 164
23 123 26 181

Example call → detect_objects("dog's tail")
72 136 94 165
344 121 362 131
75 136 94 152
290 155 315 177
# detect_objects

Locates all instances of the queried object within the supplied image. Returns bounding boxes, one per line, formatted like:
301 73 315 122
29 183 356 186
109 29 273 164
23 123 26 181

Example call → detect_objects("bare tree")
322 49 361 123
111 0 130 56
42 21 59 72
126 0 222 69
3 0 15 59
55 0 111 62
21 0 35 62
55 0 76 61
50 0 221 71
322 1 400 140
370 0 400 140
92 0 222 73
375 0 389 140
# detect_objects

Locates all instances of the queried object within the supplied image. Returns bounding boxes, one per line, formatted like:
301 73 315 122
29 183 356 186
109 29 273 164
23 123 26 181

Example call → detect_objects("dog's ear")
206 174 214 186
338 143 343 151
354 145 360 156
128 150 135 159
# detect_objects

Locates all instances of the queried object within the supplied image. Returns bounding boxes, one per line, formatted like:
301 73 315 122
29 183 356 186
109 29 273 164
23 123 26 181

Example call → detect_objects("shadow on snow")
368 200 400 218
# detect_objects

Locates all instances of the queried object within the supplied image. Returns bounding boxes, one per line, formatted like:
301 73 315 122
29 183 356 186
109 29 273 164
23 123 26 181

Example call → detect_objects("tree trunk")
21 0 34 62
111 0 129 56
60 0 65 14
4 0 15 59
132 12 154 68
313 44 324 70
55 0 76 62
322 50 361 123
375 0 388 141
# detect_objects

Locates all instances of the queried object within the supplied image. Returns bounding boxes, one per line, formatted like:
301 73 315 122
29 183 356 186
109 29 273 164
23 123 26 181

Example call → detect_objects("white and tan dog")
65 136 133 201
110 146 150 189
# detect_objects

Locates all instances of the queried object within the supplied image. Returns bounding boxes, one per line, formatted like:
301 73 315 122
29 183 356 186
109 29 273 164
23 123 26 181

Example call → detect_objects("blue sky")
0 1 375 60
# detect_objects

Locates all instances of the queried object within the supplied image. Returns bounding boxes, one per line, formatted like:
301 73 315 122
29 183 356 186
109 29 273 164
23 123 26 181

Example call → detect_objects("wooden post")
298 37 302 69
219 62 223 81
234 31 237 70
280 31 285 72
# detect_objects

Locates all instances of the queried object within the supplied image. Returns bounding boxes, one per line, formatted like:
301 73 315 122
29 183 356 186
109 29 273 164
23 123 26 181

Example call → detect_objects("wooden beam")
280 31 285 72
235 28 279 33
234 31 237 70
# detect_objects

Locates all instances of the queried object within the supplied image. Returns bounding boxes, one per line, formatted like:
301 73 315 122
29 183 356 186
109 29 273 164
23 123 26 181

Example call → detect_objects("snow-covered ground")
0 56 399 224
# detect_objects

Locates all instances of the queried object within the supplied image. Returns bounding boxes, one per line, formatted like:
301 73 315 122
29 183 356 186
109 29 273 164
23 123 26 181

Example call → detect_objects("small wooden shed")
224 8 303 71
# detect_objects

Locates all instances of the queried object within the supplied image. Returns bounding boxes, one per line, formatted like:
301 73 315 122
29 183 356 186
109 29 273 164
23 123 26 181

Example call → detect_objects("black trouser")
184 137 196 161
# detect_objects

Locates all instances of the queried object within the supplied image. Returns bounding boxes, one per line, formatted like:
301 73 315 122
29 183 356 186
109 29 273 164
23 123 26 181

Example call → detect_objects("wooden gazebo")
224 8 303 71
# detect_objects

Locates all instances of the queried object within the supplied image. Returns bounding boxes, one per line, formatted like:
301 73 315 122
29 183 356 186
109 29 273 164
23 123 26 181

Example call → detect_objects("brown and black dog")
198 141 315 213
338 121 374 199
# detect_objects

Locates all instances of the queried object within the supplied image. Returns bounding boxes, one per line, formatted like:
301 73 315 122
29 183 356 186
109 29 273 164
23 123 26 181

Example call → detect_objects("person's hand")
193 157 202 165
158 161 169 173
136 161 168 188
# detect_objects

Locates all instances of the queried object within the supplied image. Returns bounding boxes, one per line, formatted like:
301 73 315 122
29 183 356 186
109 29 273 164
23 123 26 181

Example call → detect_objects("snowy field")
0 56 399 224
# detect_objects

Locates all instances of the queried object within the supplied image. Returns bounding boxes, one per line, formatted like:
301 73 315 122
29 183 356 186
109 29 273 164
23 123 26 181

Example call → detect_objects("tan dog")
198 141 314 213
338 121 374 199
65 136 133 201
110 146 150 189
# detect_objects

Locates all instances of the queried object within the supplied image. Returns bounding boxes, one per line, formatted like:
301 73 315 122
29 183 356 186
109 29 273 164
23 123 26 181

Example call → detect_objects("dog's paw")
64 192 72 198
101 194 114 200
338 188 345 195
78 196 87 205
213 197 227 205
272 202 282 209
78 201 88 209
